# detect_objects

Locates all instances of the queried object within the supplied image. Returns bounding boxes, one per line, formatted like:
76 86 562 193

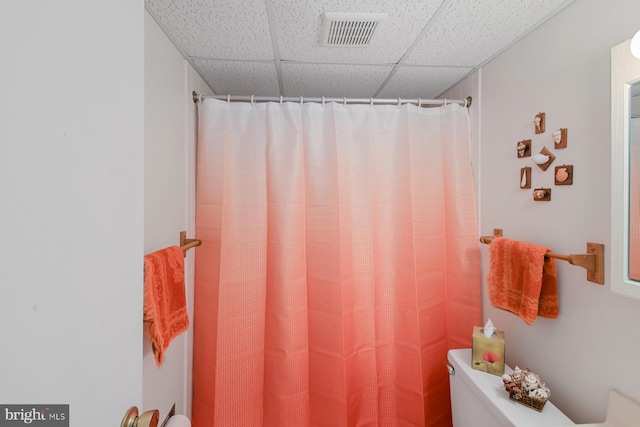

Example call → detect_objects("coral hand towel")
144 246 189 366
487 237 559 325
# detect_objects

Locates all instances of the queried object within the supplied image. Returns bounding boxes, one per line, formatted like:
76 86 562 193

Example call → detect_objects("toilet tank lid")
447 349 575 427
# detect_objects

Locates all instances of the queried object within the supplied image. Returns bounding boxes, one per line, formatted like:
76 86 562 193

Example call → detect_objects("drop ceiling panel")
281 63 394 98
404 0 572 66
191 60 280 95
378 66 473 99
146 0 274 60
145 0 576 97
273 0 444 64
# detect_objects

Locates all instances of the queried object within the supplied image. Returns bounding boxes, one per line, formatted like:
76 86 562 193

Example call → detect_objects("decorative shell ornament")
556 167 569 183
510 367 524 384
534 189 547 200
521 372 540 394
532 153 550 165
517 141 526 157
502 367 550 411
531 387 549 400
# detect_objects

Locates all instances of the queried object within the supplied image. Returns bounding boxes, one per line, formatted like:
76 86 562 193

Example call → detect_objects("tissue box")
471 325 505 376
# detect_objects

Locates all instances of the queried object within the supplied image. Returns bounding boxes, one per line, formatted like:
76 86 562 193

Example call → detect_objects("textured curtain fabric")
192 99 481 427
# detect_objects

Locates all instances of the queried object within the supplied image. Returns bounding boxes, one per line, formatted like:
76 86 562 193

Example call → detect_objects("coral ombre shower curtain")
630 117 640 279
192 99 481 427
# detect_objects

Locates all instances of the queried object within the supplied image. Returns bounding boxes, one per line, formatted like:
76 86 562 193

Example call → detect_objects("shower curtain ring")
417 98 422 108
343 97 347 107
251 95 255 105
443 98 447 107
280 96 283 105
227 94 231 103
300 96 303 106
370 97 374 107
322 96 325 106
199 93 203 103
397 98 401 107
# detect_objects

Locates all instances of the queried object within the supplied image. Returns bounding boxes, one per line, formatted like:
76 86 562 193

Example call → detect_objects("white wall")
0 1 144 425
143 11 213 420
471 0 640 423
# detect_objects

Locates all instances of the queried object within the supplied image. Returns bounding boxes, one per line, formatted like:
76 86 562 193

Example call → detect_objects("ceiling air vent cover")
321 12 387 47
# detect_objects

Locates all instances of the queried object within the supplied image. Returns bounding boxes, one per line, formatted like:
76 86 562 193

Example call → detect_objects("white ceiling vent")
321 12 387 47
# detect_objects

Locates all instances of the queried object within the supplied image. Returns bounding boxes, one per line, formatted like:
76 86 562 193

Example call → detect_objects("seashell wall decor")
514 111 574 202
534 112 545 134
533 146 555 171
532 153 549 164
517 139 531 158
554 164 573 185
520 167 531 189
533 188 551 201
553 128 568 149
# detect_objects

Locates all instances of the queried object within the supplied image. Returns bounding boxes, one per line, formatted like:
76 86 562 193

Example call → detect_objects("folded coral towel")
144 246 189 366
486 237 559 325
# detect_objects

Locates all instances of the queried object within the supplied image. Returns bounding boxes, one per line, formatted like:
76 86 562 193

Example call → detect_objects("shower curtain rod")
192 91 472 108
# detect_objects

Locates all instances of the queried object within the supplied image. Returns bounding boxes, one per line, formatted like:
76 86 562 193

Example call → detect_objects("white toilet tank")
448 349 574 427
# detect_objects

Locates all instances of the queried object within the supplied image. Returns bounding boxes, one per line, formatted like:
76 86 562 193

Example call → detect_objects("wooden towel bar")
479 228 604 285
179 231 202 257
